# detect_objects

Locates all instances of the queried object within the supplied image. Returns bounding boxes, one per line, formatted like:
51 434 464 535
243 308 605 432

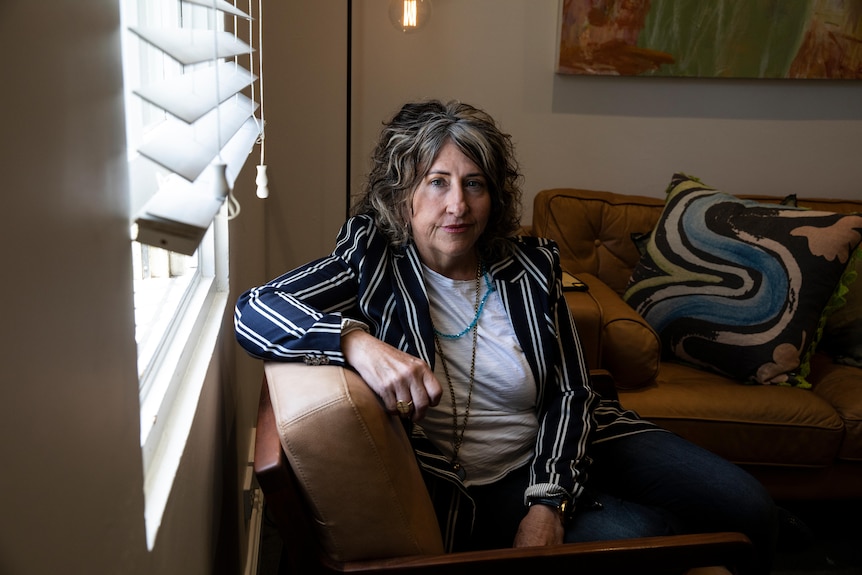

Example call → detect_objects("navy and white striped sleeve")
233 216 372 365
521 239 600 503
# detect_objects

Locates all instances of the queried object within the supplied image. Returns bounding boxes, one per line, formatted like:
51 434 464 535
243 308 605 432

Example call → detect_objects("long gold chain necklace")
431 264 481 481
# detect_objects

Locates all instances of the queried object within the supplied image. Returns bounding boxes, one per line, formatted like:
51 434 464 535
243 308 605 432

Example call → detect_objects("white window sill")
140 282 228 550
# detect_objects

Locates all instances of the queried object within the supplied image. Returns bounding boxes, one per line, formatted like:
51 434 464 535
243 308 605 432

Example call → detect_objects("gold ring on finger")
396 400 414 415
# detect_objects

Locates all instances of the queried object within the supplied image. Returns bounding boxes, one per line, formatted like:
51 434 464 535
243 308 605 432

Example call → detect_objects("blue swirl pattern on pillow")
624 174 862 387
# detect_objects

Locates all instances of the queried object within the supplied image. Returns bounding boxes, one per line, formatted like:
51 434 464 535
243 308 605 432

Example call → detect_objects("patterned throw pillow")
624 173 862 387
629 195 798 257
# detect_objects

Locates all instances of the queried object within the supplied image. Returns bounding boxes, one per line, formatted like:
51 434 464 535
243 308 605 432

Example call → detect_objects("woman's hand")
341 330 442 421
512 505 565 547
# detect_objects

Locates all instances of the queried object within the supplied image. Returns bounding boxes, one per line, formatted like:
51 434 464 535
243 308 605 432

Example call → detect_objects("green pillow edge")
807 245 862 366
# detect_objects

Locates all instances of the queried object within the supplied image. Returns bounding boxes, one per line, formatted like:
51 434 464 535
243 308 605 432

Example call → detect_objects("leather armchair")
253 362 754 574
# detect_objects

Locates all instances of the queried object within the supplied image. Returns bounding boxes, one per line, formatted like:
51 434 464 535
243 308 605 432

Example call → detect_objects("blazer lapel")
488 250 548 393
391 244 436 366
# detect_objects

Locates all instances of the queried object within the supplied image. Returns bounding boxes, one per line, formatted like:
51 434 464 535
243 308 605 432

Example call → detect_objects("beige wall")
255 2 350 277
0 0 265 573
349 0 862 228
261 0 862 277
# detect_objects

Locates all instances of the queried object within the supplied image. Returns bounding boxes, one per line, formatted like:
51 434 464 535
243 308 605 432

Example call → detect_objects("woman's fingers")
342 330 441 421
407 368 442 421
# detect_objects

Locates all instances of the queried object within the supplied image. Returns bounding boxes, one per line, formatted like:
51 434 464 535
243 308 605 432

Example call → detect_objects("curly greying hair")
352 100 523 260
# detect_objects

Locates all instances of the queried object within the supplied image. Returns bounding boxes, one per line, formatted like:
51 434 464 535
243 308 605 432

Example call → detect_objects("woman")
235 100 777 571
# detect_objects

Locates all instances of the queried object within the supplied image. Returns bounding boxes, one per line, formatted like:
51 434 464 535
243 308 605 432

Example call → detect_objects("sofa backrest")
531 188 862 296
531 189 665 295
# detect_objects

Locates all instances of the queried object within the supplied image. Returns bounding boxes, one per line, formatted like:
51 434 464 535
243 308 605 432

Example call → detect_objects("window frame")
120 0 233 549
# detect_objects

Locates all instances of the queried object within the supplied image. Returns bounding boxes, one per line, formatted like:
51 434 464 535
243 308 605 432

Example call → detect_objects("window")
120 0 261 549
131 240 197 384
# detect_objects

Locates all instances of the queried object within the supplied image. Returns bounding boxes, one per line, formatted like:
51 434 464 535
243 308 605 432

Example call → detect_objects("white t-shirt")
419 265 539 486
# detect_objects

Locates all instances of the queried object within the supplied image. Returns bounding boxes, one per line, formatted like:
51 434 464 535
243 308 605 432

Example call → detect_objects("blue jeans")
467 431 778 574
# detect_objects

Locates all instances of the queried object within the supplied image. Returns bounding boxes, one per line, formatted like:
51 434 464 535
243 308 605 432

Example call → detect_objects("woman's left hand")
512 505 564 547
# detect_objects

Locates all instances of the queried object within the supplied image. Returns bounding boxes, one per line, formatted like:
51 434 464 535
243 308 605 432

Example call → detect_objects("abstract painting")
557 0 862 78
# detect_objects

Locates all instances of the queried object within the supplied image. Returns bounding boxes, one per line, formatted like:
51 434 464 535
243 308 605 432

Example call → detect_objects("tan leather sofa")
528 188 862 501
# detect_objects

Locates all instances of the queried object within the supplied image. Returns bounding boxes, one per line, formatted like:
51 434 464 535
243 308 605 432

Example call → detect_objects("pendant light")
388 0 432 33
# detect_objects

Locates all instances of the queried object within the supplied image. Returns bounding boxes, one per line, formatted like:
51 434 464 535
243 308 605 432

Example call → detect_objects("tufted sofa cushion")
265 362 444 562
531 189 665 295
808 354 862 462
620 361 846 467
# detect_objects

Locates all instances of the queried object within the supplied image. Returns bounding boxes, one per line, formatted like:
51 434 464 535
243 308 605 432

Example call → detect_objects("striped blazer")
235 215 656 547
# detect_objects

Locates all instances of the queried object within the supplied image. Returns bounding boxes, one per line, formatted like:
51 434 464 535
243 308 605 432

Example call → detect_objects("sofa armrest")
564 284 603 370
568 273 661 390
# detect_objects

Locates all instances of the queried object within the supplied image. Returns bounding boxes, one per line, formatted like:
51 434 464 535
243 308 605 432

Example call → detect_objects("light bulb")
388 0 432 33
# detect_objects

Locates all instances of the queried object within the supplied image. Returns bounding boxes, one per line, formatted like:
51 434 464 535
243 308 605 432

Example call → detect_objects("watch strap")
527 495 572 525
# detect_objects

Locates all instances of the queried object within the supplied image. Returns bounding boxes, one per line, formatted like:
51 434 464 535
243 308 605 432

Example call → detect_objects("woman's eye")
429 178 446 187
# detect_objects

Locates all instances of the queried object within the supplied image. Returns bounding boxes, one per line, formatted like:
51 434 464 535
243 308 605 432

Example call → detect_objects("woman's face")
409 140 491 279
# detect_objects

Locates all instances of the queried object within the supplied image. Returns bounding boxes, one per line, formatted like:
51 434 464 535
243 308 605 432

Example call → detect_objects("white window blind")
119 0 262 548
129 0 262 255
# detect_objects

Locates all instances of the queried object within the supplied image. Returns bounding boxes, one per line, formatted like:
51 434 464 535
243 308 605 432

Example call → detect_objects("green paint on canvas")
637 0 816 78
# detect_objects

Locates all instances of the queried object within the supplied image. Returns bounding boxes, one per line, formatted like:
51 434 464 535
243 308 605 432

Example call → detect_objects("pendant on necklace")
452 460 467 481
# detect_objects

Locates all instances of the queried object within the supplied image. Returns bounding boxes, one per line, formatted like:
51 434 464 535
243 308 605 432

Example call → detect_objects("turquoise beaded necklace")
432 265 497 340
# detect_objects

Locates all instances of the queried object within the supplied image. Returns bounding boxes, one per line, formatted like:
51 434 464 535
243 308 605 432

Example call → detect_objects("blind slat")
130 27 253 66
183 0 252 20
133 61 255 124
134 116 262 256
221 117 263 188
137 94 258 182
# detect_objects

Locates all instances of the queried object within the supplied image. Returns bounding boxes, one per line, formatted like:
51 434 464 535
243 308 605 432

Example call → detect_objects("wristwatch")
527 494 572 526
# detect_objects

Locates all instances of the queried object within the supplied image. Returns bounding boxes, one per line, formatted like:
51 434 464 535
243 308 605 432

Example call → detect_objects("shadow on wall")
552 75 862 121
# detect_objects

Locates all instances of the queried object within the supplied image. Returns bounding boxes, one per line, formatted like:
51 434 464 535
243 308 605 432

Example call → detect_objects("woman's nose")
446 185 468 215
